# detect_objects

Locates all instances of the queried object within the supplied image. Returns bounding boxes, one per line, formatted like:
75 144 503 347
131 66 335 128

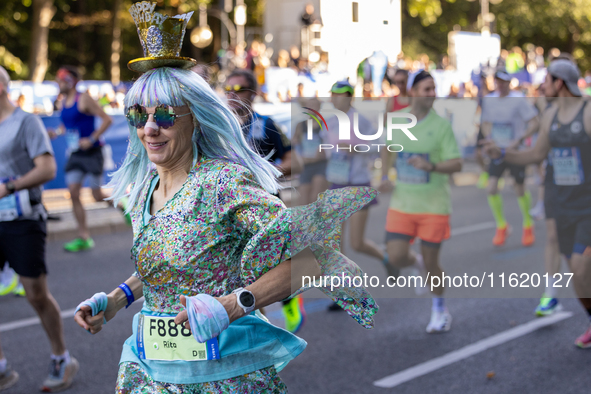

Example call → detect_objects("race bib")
137 314 220 361
491 123 515 147
65 129 80 152
0 188 32 222
326 152 351 184
300 134 321 159
552 147 584 186
396 152 430 184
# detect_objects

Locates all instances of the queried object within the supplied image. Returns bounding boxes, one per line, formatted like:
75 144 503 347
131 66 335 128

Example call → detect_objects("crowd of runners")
0 4 590 391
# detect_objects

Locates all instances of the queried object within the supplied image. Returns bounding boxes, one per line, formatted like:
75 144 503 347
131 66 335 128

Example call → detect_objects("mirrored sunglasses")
125 104 191 129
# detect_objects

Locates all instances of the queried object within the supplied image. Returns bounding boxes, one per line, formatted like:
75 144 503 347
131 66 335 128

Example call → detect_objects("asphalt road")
1 182 590 393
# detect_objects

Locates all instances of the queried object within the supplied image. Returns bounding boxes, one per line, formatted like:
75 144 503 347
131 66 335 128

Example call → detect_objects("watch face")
239 291 255 308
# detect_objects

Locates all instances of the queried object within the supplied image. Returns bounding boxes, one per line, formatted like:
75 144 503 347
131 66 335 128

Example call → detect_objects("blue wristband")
118 283 134 309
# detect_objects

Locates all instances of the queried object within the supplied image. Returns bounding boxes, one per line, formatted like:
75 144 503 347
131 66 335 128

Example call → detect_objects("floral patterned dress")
115 158 378 393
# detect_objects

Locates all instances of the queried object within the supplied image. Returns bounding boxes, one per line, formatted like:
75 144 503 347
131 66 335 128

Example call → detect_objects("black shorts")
476 128 486 145
299 161 328 185
544 184 557 220
0 219 47 278
65 147 104 176
488 160 525 185
555 214 591 257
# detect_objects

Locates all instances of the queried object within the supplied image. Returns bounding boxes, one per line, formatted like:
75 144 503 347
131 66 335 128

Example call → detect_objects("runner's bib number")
137 314 220 361
65 129 80 152
300 134 321 159
326 152 351 184
396 152 430 184
551 147 584 186
491 123 515 148
0 178 32 222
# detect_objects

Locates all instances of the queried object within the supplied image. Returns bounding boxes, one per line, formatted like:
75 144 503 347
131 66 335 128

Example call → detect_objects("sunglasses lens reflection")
126 106 147 128
225 84 244 93
127 105 179 129
154 107 175 129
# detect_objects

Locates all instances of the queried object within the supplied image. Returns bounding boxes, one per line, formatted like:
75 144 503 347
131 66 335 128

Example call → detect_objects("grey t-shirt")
0 108 54 218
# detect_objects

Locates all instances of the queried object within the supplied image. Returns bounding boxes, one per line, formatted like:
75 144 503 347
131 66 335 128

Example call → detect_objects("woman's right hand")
74 305 106 334
74 293 118 334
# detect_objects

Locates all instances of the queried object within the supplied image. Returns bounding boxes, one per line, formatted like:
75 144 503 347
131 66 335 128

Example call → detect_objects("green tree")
402 0 591 71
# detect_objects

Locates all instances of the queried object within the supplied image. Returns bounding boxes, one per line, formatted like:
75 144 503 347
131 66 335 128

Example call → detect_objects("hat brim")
565 81 583 97
495 74 512 82
127 56 197 73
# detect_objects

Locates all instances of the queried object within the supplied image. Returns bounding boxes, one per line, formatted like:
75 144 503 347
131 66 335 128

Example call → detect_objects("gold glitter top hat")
127 1 197 73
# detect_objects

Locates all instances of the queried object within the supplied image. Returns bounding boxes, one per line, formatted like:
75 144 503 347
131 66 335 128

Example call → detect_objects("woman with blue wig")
74 2 378 392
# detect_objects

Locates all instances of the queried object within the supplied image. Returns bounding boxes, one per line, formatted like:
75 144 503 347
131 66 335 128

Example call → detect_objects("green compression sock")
518 191 533 227
487 194 507 228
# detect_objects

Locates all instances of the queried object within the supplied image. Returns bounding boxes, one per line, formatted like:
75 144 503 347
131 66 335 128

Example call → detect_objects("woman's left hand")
174 294 231 343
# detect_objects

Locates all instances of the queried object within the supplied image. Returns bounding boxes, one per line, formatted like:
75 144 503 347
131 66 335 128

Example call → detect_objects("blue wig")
108 67 281 211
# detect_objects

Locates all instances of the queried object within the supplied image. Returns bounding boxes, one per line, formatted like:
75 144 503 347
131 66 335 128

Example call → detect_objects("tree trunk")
28 0 56 82
110 0 122 85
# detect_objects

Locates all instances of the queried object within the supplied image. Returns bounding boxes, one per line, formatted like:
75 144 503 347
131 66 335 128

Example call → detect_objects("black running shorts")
555 214 591 257
0 219 47 278
488 160 526 185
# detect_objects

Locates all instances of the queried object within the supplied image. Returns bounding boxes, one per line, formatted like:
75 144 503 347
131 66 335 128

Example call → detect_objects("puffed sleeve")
215 163 379 329
214 164 291 283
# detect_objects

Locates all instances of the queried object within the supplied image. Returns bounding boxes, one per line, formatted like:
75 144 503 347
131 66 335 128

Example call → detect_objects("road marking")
451 221 496 237
0 222 507 332
0 297 145 333
0 308 76 333
373 311 573 389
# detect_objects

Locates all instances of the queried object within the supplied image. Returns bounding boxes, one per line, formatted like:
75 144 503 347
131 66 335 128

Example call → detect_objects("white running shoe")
529 200 545 221
0 366 19 391
426 309 452 333
409 254 429 296
40 357 79 392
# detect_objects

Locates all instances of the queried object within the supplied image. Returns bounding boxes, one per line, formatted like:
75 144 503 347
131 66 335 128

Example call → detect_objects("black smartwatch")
232 287 256 314
4 181 16 195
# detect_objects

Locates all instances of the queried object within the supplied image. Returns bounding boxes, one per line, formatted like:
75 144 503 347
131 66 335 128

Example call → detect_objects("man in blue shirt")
224 69 305 333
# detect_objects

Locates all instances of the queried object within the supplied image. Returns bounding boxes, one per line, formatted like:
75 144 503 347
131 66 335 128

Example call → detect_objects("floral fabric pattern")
116 362 287 393
118 158 378 391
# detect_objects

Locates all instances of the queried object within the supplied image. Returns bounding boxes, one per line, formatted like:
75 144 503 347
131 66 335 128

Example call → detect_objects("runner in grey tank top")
482 59 591 349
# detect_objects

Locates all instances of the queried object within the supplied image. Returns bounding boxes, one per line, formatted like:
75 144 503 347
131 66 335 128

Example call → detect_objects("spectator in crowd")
301 3 317 26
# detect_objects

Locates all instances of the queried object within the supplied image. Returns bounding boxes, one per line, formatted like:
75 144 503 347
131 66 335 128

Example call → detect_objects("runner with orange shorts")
379 70 463 333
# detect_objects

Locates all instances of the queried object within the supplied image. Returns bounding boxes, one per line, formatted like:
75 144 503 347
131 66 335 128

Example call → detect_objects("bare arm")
433 158 463 174
173 259 294 327
217 259 293 323
520 116 540 142
505 131 551 165
380 147 394 180
0 153 56 199
378 148 395 192
481 107 554 165
407 156 462 174
74 275 143 334
79 92 112 141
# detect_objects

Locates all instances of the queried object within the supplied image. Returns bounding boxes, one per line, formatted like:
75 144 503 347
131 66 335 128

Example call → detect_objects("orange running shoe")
522 225 535 247
493 225 509 246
